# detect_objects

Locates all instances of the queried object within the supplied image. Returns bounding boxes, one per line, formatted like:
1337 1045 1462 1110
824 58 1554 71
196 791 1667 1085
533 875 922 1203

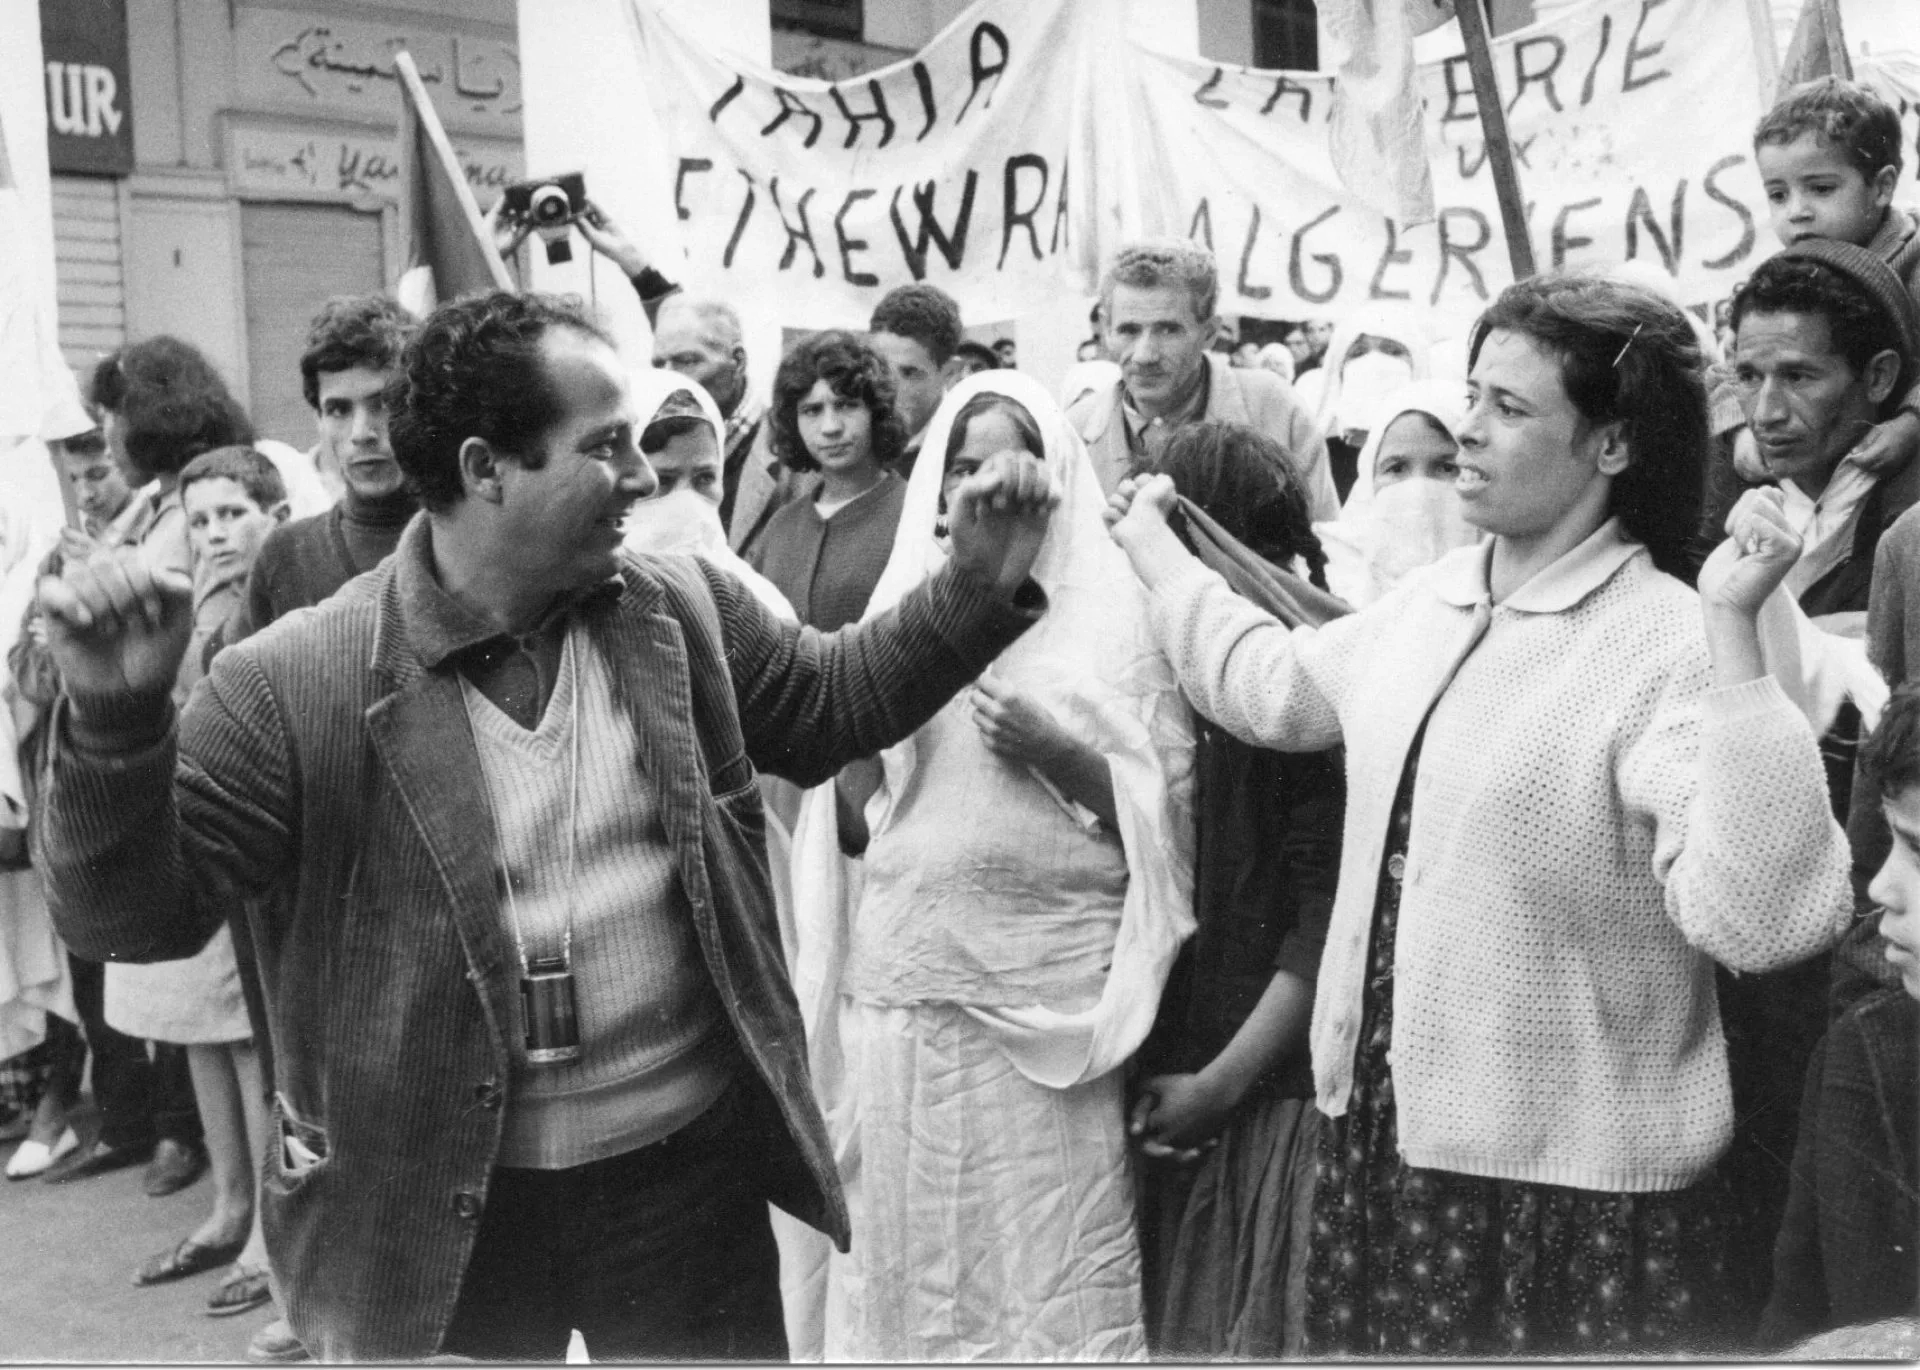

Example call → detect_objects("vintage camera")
502 171 587 265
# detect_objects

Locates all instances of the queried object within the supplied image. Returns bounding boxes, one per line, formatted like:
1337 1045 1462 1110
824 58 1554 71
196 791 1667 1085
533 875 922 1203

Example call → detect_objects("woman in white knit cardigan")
1104 273 1853 1357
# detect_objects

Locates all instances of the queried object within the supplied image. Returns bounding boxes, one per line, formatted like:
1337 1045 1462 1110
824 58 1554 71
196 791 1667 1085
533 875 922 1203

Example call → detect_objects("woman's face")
100 407 145 485
796 378 875 476
1372 412 1459 491
942 407 1032 512
1454 328 1613 541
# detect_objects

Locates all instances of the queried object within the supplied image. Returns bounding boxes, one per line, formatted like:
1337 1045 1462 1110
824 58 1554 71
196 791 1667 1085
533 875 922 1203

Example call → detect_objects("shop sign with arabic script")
234 9 520 135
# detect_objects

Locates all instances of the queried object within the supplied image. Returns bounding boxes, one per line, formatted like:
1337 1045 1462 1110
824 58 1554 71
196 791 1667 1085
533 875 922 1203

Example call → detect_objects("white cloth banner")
628 0 1110 330
625 0 1773 337
1123 0 1769 332
0 0 88 445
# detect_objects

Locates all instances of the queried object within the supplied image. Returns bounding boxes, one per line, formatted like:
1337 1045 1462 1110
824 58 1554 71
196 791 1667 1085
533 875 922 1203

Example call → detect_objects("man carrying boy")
1709 77 1920 529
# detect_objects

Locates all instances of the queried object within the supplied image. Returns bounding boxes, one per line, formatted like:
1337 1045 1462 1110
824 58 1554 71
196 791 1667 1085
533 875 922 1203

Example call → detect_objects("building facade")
42 0 1541 439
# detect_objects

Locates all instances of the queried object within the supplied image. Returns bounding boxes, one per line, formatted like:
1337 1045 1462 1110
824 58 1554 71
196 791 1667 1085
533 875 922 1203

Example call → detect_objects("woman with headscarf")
1316 381 1482 609
622 369 795 622
790 371 1194 1361
1129 420 1343 1359
1294 304 1431 501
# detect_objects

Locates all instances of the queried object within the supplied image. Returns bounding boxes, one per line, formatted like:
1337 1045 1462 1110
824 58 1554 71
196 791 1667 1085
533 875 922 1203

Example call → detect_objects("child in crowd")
1711 77 1920 518
122 448 286 1316
1759 683 1920 1350
1131 421 1344 1360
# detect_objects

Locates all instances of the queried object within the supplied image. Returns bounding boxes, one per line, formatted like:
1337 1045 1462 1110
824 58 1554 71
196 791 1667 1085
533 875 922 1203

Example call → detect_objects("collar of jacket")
1081 351 1255 444
1427 516 1643 614
376 514 636 676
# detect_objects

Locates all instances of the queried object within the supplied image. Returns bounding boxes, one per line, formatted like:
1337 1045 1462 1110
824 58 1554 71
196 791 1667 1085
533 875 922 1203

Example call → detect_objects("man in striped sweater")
31 290 1057 1362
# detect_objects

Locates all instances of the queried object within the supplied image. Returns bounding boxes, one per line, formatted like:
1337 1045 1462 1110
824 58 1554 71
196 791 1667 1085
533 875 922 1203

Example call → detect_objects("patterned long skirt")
1303 742 1747 1358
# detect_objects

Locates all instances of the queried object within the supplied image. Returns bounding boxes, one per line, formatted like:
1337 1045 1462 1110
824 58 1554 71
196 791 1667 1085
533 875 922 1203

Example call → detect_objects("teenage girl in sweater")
1104 272 1853 1356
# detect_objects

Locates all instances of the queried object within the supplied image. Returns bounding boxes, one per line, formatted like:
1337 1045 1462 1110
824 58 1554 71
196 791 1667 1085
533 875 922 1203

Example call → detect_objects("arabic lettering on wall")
235 10 521 133
229 123 522 202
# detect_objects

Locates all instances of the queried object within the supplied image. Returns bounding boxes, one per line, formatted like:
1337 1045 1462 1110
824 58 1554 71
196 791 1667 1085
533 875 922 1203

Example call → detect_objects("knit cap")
1777 237 1920 398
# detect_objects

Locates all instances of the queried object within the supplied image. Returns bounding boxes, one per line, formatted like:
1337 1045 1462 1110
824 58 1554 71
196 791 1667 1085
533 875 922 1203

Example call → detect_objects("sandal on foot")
134 1233 248 1286
6 1125 78 1179
208 1263 274 1317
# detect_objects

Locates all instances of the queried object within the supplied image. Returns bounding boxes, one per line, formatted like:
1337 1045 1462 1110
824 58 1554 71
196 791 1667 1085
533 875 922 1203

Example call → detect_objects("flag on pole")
1323 0 1455 227
1778 0 1853 86
392 49 513 316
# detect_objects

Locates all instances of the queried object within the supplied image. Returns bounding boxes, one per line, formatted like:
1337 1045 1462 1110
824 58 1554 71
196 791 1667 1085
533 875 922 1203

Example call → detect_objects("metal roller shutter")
51 173 126 380
240 202 384 447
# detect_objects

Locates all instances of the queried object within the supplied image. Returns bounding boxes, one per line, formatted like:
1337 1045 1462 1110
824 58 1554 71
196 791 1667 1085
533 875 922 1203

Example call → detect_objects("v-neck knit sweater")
461 625 731 1169
1144 520 1852 1193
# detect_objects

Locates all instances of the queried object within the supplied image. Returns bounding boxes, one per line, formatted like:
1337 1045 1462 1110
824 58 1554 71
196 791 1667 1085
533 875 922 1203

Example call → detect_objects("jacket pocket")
266 1091 332 1196
710 751 755 800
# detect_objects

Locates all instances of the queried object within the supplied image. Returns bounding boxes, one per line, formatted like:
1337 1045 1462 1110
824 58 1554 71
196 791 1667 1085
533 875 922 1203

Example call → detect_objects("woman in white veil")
789 370 1194 1361
1315 380 1482 609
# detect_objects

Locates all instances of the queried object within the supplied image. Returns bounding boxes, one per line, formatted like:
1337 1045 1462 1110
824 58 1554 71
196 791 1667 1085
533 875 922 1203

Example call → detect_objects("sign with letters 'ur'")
41 0 134 177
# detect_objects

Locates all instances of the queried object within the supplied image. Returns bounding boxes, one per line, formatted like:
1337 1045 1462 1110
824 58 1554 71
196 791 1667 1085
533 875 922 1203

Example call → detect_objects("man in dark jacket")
32 291 1056 1361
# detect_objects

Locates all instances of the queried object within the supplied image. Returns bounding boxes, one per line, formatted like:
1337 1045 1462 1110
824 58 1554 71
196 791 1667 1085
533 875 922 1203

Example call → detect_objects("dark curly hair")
385 291 614 513
869 284 964 366
1863 682 1920 805
300 295 418 409
768 330 906 473
91 337 254 481
1470 273 1706 583
1152 420 1328 588
1730 255 1906 403
1754 76 1903 183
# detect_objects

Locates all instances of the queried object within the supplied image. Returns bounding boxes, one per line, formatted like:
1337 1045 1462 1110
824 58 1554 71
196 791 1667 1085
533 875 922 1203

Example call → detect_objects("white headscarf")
792 369 1195 1091
621 368 795 622
1316 380 1481 609
1297 302 1431 444
1255 341 1296 384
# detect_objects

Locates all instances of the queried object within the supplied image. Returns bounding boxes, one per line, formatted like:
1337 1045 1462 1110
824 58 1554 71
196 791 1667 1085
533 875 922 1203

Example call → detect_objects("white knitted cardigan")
1148 519 1853 1193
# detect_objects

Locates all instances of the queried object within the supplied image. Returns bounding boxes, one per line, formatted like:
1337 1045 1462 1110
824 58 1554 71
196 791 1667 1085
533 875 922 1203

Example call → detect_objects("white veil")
1316 379 1481 609
789 367 1196 1085
621 367 795 622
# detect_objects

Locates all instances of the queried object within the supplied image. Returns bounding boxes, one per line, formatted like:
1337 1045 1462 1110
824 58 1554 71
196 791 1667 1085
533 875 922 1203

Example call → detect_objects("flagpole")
1744 0 1781 106
1453 0 1536 280
393 49 514 294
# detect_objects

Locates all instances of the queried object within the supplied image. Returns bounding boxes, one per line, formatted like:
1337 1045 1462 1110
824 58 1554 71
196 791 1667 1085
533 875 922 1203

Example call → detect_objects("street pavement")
0 1106 268 1364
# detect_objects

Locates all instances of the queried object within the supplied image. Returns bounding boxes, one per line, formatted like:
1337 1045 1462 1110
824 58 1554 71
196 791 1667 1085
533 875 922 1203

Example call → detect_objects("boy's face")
1756 131 1897 248
184 476 285 579
57 436 133 528
1870 784 1920 1000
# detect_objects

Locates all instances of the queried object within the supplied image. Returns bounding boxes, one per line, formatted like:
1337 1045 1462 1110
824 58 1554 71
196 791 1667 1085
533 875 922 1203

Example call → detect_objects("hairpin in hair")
1612 323 1644 369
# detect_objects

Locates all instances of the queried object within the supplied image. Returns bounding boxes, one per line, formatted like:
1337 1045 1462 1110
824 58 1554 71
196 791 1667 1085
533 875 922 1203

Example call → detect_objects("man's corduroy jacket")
35 515 1040 1360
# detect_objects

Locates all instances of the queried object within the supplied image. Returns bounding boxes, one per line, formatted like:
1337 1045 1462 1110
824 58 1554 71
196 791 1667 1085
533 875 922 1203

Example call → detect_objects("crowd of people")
0 73 1917 1363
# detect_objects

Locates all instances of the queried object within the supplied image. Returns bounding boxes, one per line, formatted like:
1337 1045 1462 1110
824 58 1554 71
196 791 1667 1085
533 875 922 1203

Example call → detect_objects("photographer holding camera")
488 190 798 552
